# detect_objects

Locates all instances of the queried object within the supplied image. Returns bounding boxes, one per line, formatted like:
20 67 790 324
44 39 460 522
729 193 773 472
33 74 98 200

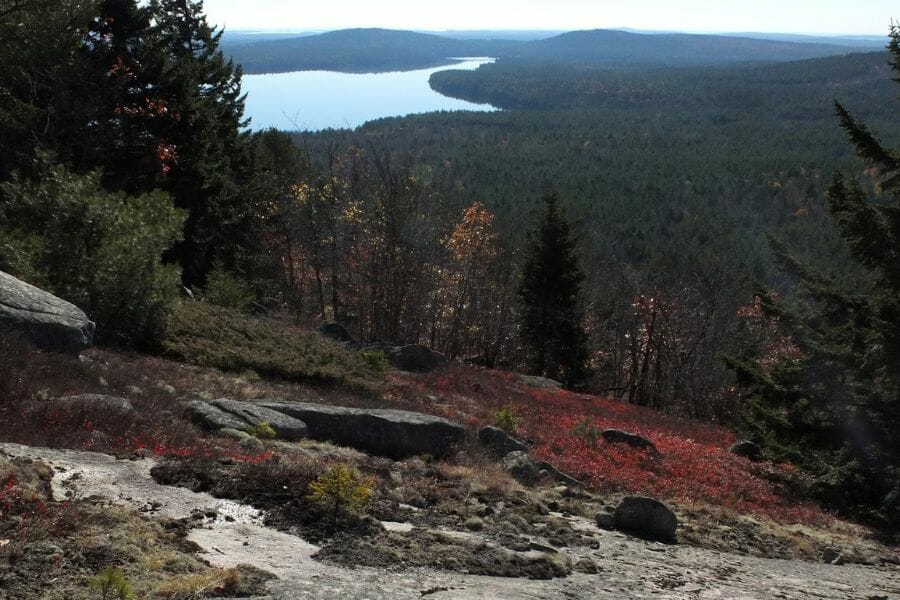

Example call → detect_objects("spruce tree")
518 191 590 388
728 26 900 529
146 0 250 286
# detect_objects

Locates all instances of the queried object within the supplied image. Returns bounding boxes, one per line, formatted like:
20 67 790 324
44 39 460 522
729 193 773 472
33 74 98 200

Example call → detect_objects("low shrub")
247 421 277 440
494 404 522 434
89 567 135 600
360 350 390 375
307 463 375 527
198 260 255 312
163 301 384 392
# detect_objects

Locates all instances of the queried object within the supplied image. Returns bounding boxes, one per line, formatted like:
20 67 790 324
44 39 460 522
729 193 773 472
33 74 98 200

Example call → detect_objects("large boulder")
386 344 446 373
211 398 309 442
729 440 764 462
186 400 308 442
477 426 529 458
602 429 658 453
318 321 357 345
0 270 95 353
260 401 465 459
613 496 678 542
501 451 542 486
518 374 563 389
185 401 253 432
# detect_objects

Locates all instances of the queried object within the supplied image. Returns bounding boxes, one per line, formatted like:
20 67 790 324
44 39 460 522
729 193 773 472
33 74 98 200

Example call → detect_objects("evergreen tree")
517 191 590 388
728 26 900 529
146 0 250 286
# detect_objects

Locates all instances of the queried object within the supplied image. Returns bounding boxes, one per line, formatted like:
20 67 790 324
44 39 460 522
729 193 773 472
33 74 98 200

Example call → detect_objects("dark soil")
313 529 572 579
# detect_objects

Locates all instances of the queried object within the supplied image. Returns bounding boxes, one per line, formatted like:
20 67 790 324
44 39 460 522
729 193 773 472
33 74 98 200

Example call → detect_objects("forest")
224 27 880 74
1 0 898 529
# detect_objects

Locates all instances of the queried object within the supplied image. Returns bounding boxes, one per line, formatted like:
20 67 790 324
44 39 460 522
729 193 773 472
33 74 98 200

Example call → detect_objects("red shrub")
391 364 831 525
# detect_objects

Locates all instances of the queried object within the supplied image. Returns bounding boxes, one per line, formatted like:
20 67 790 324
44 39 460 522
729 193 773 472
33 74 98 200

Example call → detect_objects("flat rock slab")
0 270 95 352
186 400 252 432
260 401 465 459
212 398 309 441
2 444 898 600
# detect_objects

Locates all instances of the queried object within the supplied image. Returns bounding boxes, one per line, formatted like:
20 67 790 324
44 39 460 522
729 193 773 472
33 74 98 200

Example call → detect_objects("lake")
241 58 497 132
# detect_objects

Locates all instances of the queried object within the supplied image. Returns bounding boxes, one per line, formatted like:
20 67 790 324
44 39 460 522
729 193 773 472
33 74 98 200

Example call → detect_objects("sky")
203 0 896 36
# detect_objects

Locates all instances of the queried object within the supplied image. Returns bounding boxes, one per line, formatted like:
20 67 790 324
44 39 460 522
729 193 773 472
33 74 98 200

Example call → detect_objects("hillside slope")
227 27 874 74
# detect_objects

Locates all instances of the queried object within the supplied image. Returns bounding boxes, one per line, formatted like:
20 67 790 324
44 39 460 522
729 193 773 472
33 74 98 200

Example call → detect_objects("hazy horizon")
204 0 896 37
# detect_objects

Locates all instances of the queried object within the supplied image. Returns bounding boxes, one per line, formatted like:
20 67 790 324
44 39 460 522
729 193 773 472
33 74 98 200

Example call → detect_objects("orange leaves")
444 201 500 263
154 142 178 174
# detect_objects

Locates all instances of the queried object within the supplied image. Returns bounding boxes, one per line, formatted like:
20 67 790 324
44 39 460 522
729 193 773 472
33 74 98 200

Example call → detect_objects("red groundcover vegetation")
391 364 830 526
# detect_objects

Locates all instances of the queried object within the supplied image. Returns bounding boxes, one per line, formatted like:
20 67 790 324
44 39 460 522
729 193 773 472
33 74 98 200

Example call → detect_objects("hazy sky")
203 0 895 35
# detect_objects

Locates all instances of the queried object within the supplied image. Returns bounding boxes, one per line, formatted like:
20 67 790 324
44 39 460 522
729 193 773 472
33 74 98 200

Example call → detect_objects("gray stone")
822 547 841 564
319 321 357 344
0 270 95 353
185 400 252 432
729 440 764 462
219 428 265 452
613 496 678 542
260 400 465 459
595 512 615 530
535 460 583 487
386 344 447 373
574 558 598 574
211 398 308 442
501 451 542 486
478 426 528 458
602 429 658 453
45 394 134 414
518 374 563 389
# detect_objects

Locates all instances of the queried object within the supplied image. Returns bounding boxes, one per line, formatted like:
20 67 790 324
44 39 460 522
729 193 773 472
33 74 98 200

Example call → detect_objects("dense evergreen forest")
1 0 898 528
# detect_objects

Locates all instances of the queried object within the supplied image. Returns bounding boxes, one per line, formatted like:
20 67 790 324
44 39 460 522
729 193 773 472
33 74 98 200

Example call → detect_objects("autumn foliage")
391 364 830 525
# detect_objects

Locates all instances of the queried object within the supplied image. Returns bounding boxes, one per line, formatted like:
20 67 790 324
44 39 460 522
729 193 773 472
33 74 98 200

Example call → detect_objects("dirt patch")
314 528 571 579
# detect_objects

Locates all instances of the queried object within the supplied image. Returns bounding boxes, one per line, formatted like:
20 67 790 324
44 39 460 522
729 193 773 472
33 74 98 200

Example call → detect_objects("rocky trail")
1 443 897 599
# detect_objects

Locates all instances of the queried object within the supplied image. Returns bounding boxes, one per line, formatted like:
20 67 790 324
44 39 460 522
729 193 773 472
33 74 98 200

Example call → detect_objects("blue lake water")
241 58 497 132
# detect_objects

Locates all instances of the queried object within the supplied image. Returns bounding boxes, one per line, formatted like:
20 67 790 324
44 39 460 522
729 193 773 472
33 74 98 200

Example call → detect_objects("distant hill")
504 29 871 65
227 27 876 74
228 28 517 74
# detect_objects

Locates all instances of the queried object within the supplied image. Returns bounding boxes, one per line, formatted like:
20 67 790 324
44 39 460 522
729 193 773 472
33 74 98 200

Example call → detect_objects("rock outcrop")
211 399 309 442
186 400 309 442
385 344 446 373
729 440 764 462
518 375 563 389
601 429 658 453
477 426 529 458
186 401 255 433
0 270 95 353
260 401 465 459
613 496 678 542
501 451 542 486
318 321 357 344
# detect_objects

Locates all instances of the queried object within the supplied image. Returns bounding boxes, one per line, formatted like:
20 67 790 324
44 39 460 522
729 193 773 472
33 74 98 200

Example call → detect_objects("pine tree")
517 191 590 388
146 0 251 286
728 26 900 529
